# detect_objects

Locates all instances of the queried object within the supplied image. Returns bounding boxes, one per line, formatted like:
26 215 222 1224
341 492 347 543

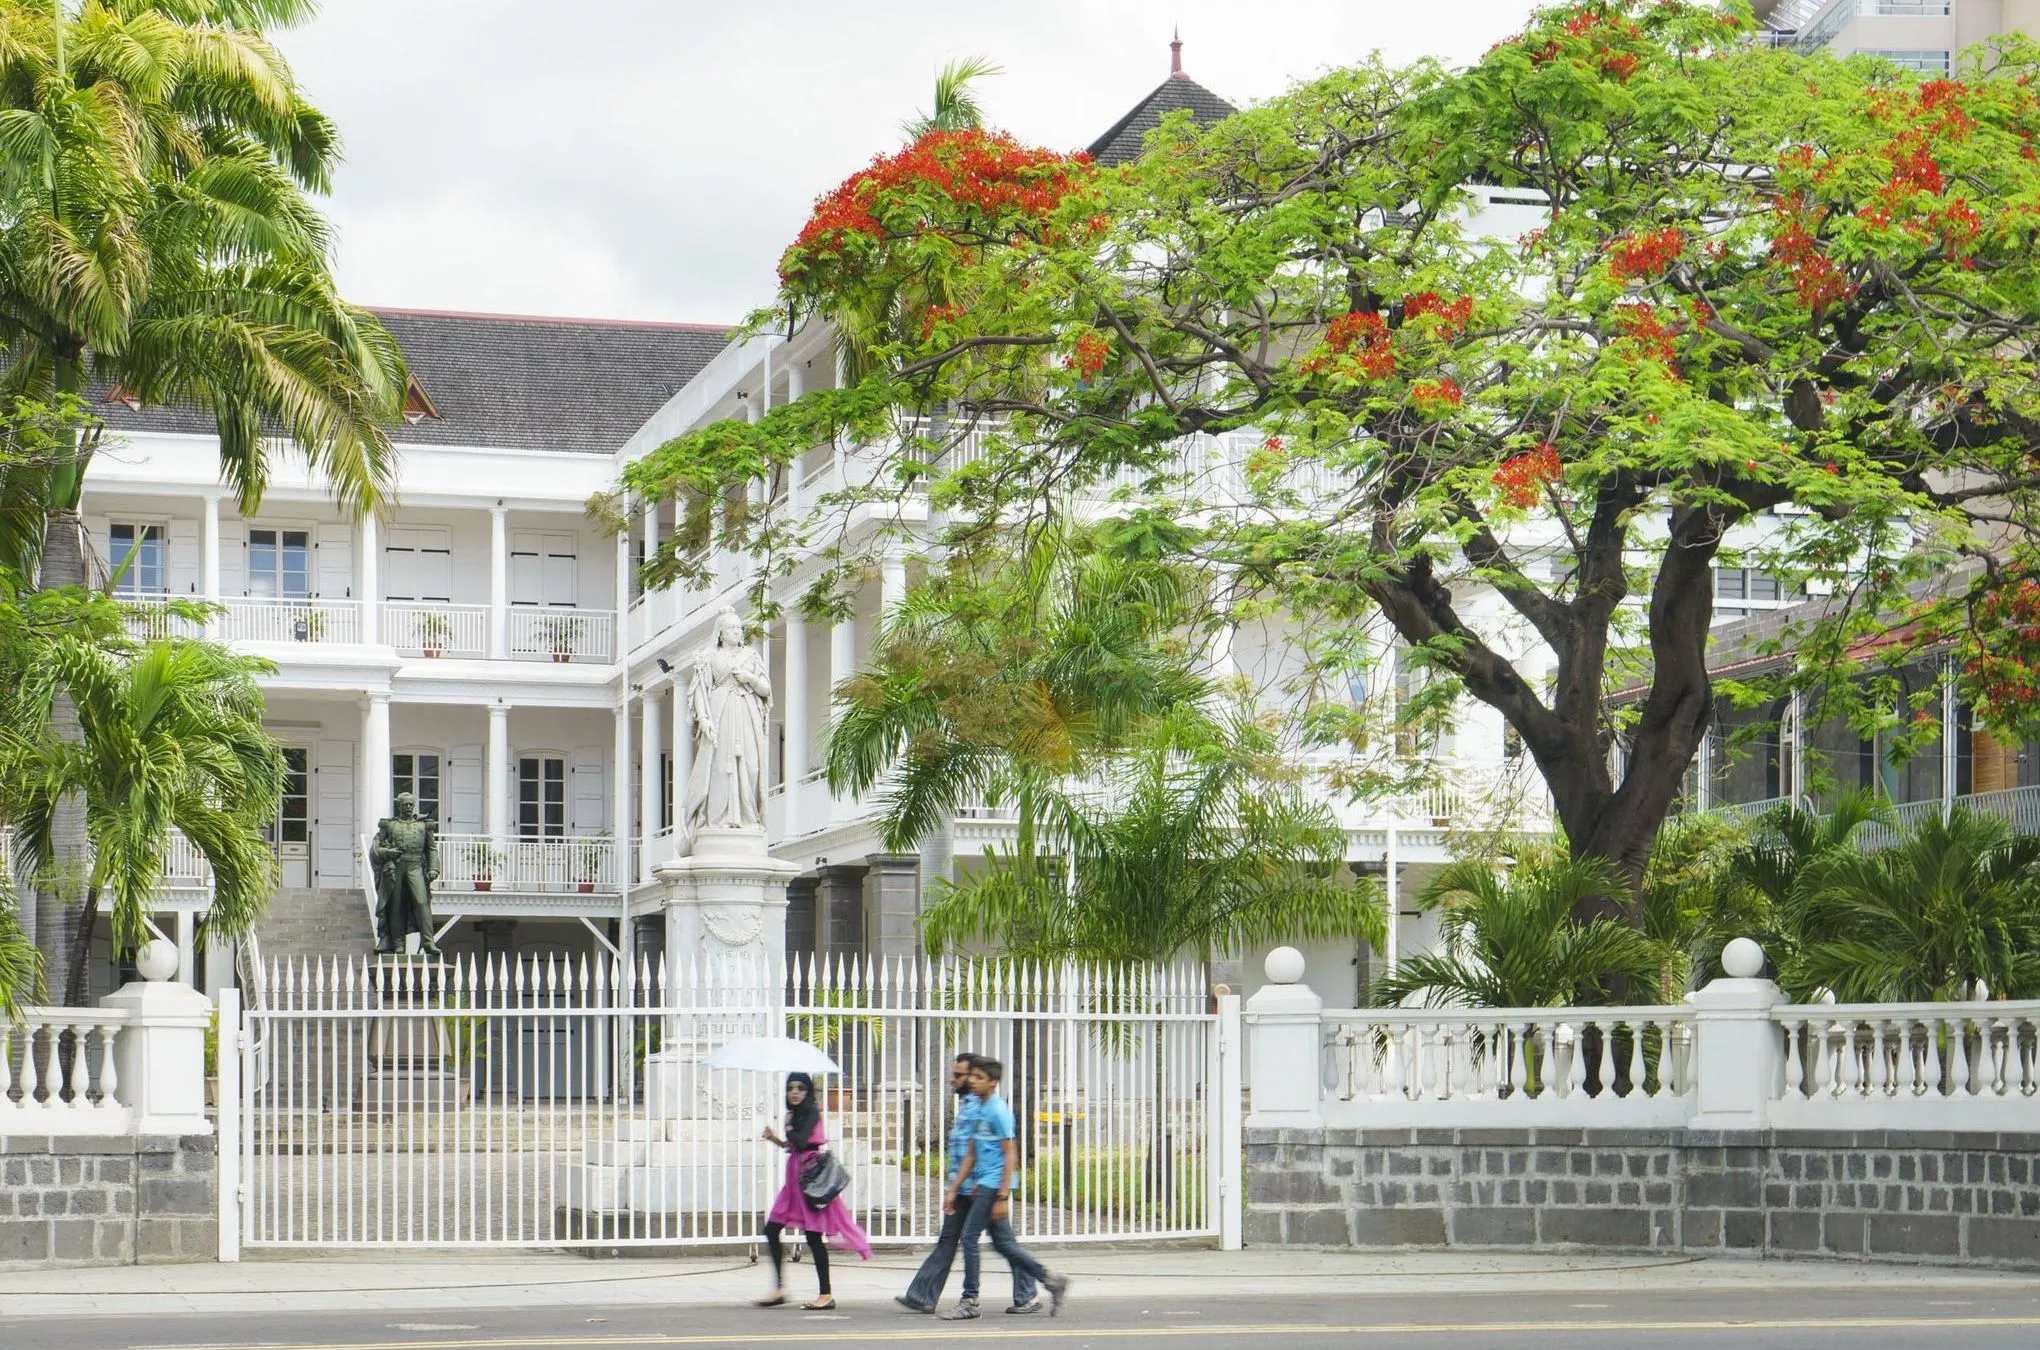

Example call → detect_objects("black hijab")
785 1072 821 1153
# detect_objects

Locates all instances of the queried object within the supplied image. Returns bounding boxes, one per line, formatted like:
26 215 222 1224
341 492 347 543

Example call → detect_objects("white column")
784 616 808 834
616 529 632 615
643 497 660 568
1689 939 1785 1129
174 909 196 987
612 700 632 883
787 363 804 402
360 511 380 645
201 492 221 639
670 677 689 839
880 555 906 617
489 504 509 659
1383 823 1400 974
1942 655 1959 813
487 702 511 839
639 689 662 880
1243 949 1323 1129
363 693 392 825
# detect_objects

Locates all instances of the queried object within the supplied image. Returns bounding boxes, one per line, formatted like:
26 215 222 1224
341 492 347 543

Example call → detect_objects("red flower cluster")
1769 212 1852 309
1963 579 2040 721
1325 310 1397 379
1402 291 1475 336
920 303 962 340
779 130 1091 285
1608 228 1684 281
1492 442 1562 509
1886 141 1945 196
1614 302 1677 366
1411 377 1463 417
1064 331 1110 379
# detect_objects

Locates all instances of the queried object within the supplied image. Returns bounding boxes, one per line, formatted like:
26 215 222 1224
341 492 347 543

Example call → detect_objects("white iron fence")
384 603 490 658
229 954 1233 1251
219 599 363 645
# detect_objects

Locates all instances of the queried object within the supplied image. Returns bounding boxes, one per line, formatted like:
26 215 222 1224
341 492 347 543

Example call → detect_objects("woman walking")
758 1072 872 1309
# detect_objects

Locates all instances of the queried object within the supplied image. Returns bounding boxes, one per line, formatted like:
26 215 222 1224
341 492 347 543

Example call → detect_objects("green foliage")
1370 855 1662 1009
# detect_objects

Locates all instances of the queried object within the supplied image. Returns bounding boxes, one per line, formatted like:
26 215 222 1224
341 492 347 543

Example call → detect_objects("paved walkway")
5 1248 2040 1318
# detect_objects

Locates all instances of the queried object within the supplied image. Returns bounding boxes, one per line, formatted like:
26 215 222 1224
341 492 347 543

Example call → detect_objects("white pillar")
100 957 213 1136
643 498 660 570
1689 939 1784 1129
201 493 221 601
1942 655 1959 813
784 616 808 834
880 555 906 616
613 700 632 883
487 701 511 839
360 511 380 645
202 928 236 1002
670 677 689 839
1243 948 1323 1129
489 504 509 660
174 909 196 987
1383 823 1400 973
787 362 804 402
364 693 392 824
616 529 632 618
639 689 662 881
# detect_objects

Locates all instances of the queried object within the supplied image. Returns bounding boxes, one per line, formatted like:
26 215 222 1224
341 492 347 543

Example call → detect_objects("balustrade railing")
119 597 203 642
219 598 362 645
383 602 489 658
426 832 622 894
0 1008 134 1131
506 607 614 663
1771 1002 2040 1128
1322 1006 1696 1126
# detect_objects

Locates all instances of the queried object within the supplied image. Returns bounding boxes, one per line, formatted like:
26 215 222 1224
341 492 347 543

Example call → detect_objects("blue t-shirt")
945 1094 980 1184
964 1093 1017 1193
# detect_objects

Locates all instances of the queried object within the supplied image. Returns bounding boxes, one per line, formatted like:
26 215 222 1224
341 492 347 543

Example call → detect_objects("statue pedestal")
361 957 473 1116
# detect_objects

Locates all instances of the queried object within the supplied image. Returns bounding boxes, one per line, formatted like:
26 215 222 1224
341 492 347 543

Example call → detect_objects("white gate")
219 954 1240 1253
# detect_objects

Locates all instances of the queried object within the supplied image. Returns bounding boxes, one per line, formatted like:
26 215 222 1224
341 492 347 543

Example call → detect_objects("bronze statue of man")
371 791 441 956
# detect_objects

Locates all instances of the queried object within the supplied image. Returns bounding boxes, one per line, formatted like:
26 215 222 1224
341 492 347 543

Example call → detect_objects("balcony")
220 598 363 645
383 833 626 897
384 602 489 658
118 598 617 664
1701 784 2040 849
505 607 614 664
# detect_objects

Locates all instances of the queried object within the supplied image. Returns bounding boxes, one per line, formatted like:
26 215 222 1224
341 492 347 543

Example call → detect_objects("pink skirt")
766 1146 872 1261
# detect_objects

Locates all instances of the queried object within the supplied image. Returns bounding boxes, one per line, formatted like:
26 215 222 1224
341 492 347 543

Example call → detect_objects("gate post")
1215 991 1243 1251
216 987 242 1263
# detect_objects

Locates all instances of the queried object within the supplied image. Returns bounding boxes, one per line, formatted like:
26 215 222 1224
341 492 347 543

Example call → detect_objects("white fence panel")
236 955 1223 1250
0 1008 135 1134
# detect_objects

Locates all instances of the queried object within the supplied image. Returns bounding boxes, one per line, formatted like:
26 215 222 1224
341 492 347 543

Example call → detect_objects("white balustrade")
383 602 489 658
120 597 203 643
162 829 214 889
0 1008 135 1132
431 833 621 894
506 607 614 663
1771 1001 2040 1130
1321 1006 1696 1127
219 598 362 645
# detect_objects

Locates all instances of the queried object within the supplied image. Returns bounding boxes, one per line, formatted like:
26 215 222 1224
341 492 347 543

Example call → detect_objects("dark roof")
1086 71 1239 167
95 308 731 454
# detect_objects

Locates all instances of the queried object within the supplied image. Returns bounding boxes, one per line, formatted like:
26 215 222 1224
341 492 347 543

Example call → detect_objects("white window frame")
516 751 568 840
246 523 315 600
108 519 169 597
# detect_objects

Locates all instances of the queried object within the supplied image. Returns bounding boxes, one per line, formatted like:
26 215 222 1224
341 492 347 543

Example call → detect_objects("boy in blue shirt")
896 1055 1039 1314
940 1057 1070 1319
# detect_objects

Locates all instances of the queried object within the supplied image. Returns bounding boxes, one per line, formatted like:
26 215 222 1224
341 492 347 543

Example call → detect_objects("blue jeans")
956 1186 1049 1304
905 1196 1037 1307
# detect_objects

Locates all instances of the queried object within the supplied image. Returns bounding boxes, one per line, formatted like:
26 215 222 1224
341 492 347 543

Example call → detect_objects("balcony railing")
416 833 623 894
506 607 614 664
220 598 362 645
383 602 489 658
118 597 202 643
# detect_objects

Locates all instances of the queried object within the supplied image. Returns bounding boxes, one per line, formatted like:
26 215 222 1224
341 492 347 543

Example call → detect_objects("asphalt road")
17 1286 2040 1350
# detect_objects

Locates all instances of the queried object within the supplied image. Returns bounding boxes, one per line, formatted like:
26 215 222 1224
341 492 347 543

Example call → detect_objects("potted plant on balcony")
414 610 454 658
540 612 585 663
292 606 327 642
573 833 608 893
462 838 506 892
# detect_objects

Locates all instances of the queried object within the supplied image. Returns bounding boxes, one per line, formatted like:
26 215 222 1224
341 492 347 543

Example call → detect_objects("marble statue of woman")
684 608 771 833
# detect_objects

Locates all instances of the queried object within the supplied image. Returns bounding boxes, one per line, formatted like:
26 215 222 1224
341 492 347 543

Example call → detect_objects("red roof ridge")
370 305 733 333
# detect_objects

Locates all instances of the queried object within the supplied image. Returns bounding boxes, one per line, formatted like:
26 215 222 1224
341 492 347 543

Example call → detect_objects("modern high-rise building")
1756 0 2037 74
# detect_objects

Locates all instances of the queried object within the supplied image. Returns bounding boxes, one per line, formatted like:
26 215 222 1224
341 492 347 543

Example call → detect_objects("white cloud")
281 0 1537 324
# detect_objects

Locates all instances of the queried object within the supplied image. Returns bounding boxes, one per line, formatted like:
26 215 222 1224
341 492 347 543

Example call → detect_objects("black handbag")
799 1148 850 1206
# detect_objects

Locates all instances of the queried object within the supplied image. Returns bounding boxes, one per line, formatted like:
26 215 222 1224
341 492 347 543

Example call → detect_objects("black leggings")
763 1221 830 1295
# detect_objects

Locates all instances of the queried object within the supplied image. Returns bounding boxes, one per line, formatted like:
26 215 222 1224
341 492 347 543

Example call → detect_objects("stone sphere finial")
1721 937 1765 979
135 939 179 983
1263 946 1307 985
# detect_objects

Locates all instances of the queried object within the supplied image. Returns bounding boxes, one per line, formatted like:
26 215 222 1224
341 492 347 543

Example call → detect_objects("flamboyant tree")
621 0 2040 916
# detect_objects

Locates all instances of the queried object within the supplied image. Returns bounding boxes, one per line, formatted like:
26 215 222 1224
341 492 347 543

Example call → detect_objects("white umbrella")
701 1036 841 1076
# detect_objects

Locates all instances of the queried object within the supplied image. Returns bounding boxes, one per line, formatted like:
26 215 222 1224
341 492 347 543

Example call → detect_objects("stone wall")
0 1133 216 1267
1246 1126 2040 1269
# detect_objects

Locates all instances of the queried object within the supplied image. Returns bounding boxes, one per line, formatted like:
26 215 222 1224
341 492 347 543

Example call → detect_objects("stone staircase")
250 887 375 968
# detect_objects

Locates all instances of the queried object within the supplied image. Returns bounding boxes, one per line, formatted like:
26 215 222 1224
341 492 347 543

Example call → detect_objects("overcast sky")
280 1 1535 326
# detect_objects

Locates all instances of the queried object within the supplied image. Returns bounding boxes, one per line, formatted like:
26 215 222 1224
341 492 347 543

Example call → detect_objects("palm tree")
1369 856 1661 1009
0 2 402 991
901 57 1003 139
1722 790 1890 980
1785 805 2040 1003
920 710 1380 964
12 634 282 1005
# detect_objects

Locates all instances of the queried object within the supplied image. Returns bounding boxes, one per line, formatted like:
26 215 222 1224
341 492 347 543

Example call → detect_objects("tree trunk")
36 503 95 1007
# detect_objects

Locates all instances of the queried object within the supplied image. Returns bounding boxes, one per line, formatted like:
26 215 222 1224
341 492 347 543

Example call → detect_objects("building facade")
1757 0 2037 73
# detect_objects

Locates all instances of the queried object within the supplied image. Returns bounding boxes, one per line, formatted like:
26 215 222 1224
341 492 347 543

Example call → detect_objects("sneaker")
1006 1297 1046 1315
940 1300 982 1321
1044 1273 1071 1317
893 1295 934 1314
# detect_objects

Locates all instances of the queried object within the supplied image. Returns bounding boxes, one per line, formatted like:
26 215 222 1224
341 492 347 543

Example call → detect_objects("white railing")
219 598 362 645
1771 1002 2040 1130
1958 783 2040 837
431 833 623 894
0 1008 134 1133
1323 1006 1696 1127
506 607 614 664
163 828 213 890
383 602 489 658
119 597 203 642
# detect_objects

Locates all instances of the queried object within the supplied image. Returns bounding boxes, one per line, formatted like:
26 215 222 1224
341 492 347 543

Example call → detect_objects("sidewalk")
6 1248 2040 1318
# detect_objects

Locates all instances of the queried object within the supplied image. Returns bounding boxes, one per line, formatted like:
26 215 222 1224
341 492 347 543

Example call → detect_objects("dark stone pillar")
817 863 869 959
862 854 922 959
631 913 665 989
785 874 820 964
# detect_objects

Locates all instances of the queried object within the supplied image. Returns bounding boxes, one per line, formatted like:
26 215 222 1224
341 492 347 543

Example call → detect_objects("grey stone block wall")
1246 1126 2040 1270
0 1133 216 1267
